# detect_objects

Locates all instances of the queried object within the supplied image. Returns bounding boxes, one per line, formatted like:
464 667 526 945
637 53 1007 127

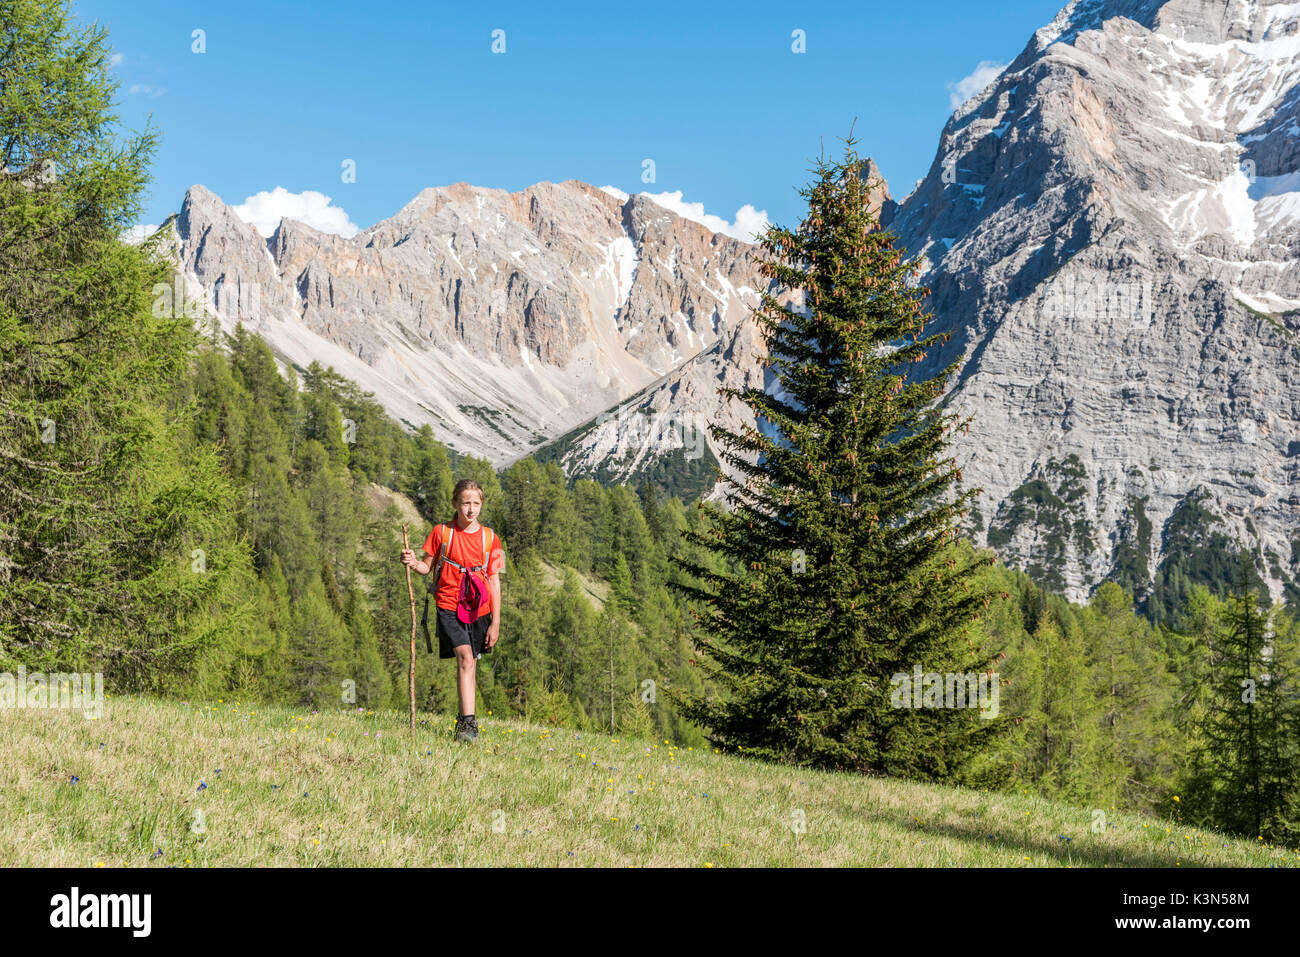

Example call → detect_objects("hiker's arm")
486 573 501 644
400 548 433 576
486 540 503 638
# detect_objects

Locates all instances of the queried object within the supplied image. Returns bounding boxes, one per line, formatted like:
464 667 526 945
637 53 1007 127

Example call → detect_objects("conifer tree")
329 376 394 484
609 553 635 611
594 556 639 732
670 129 1005 777
619 689 656 740
345 590 393 708
229 327 298 443
189 346 250 472
572 480 614 577
1082 581 1178 811
1026 609 1102 802
987 597 1046 788
302 362 350 470
288 577 351 707
530 684 575 728
535 464 579 565
1182 557 1300 843
407 425 454 524
639 478 667 546
356 507 421 708
596 604 638 732
497 552 552 713
0 0 254 681
300 439 360 581
550 568 596 695
249 552 293 698
502 458 546 554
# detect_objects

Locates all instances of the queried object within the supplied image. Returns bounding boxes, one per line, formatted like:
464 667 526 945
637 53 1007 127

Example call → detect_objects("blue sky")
80 0 1067 240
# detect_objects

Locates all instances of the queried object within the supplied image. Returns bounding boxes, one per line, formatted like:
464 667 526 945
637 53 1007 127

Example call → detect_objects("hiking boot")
455 714 478 742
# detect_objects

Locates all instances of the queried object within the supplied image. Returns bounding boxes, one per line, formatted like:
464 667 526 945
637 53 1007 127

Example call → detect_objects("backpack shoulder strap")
430 522 452 592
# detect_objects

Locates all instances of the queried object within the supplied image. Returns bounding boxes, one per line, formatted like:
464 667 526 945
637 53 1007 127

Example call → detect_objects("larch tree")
0 0 254 686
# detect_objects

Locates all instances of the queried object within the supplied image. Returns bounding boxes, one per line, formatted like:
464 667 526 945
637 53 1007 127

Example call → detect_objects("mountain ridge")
156 0 1300 608
157 177 777 468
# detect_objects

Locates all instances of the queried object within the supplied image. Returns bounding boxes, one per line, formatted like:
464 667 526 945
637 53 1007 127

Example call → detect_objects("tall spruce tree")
670 129 1005 777
1182 556 1300 843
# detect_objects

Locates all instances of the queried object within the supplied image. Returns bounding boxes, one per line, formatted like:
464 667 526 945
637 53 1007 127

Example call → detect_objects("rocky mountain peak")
874 0 1300 605
161 177 776 467
156 0 1300 609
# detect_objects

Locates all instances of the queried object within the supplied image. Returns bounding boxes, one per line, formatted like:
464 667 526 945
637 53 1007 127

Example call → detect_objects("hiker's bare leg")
455 645 476 715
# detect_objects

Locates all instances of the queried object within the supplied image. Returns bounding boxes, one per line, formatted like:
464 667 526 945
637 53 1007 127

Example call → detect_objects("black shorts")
432 605 493 660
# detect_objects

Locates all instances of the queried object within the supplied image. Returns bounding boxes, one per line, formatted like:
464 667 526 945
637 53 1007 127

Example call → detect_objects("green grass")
2 694 1294 868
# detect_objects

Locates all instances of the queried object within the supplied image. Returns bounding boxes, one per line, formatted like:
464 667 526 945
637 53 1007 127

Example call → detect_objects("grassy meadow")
2 693 1294 868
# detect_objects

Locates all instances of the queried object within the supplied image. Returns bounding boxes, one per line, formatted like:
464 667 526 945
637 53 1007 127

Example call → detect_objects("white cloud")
110 52 125 66
232 187 360 238
727 203 771 244
610 188 769 243
123 223 158 244
947 60 1009 110
127 83 166 97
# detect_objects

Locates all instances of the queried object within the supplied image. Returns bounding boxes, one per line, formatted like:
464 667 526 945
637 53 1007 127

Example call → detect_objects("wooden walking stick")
402 523 416 732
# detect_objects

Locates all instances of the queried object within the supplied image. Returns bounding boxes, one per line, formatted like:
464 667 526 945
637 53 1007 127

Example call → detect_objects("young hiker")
400 479 504 741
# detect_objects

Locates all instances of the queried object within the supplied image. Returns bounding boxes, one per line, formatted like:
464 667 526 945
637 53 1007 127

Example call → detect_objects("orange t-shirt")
422 520 504 615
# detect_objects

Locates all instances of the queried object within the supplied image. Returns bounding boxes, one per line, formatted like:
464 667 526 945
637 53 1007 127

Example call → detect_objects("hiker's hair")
452 479 484 505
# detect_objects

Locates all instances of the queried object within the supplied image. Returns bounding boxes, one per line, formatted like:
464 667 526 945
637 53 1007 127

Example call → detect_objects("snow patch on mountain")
1251 171 1300 229
1234 287 1300 312
598 236 638 320
1162 167 1258 244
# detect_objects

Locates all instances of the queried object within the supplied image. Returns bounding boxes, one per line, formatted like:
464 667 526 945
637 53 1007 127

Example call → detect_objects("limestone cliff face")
544 168 884 504
875 0 1300 603
556 0 1300 606
158 0 1300 606
157 179 770 463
